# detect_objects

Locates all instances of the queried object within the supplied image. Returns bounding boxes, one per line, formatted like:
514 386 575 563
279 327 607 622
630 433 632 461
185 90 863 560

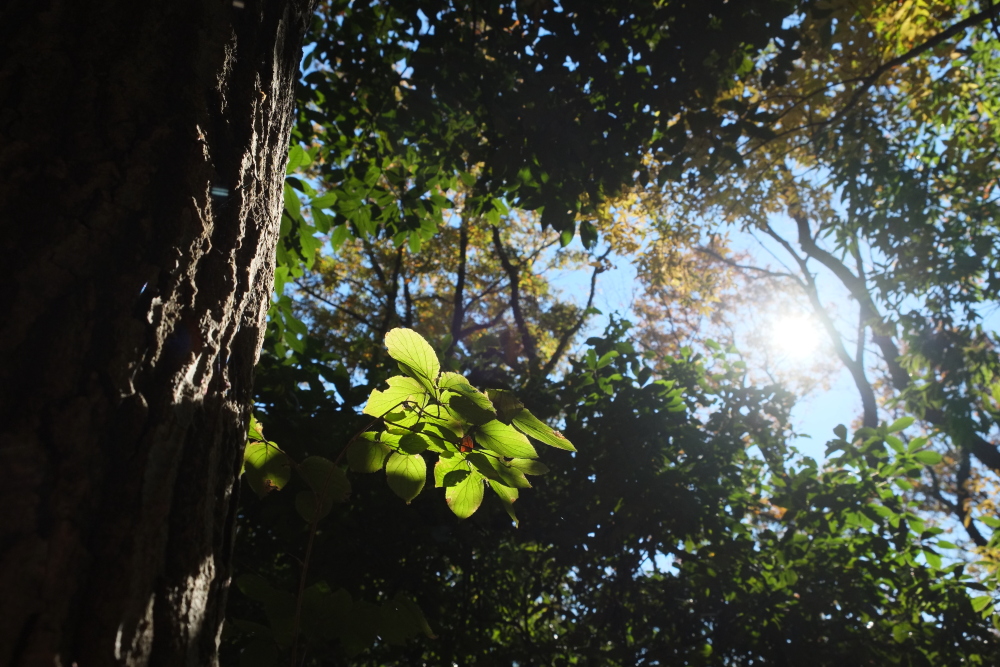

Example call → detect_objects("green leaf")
465 451 503 482
243 442 292 498
311 192 338 209
913 449 943 466
596 350 619 369
489 480 519 526
384 328 440 393
442 468 471 487
286 144 307 174
447 394 497 426
399 432 432 455
833 424 848 440
494 461 532 489
509 458 550 475
972 596 994 613
248 414 264 442
440 372 496 416
913 449 943 465
511 409 576 451
888 416 915 433
377 599 420 646
487 389 524 423
362 375 429 418
386 452 426 503
331 224 350 251
434 454 466 487
476 420 538 458
445 472 485 518
342 600 380 657
394 593 436 639
347 439 391 473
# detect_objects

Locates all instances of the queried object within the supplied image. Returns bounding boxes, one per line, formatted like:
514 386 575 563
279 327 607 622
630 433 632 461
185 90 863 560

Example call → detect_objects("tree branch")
762 222 879 427
492 225 540 371
448 216 470 356
295 281 372 326
539 249 610 379
378 247 404 338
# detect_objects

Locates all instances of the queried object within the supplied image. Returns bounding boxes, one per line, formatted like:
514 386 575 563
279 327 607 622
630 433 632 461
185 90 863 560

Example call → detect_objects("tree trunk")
0 1 312 664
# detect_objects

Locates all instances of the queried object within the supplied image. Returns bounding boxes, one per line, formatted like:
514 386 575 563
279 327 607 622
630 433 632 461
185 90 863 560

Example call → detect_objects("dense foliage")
224 1 1000 665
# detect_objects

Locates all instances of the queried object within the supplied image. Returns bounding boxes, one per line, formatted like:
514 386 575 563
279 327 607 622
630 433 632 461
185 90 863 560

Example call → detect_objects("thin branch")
295 281 372 326
539 248 611 379
492 225 540 370
695 245 799 282
458 306 510 339
834 7 995 121
377 247 404 338
954 447 989 547
782 217 1000 475
762 222 879 428
402 259 414 328
362 236 388 288
448 216 470 356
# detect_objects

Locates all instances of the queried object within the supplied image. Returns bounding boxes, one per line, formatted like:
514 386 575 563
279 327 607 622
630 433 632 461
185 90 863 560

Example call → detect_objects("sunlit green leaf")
489 480 519 526
445 471 485 518
385 328 440 393
439 372 495 412
913 449 943 465
243 442 292 498
511 409 575 451
248 414 264 442
476 420 538 458
434 453 466 487
888 416 915 433
386 452 426 503
487 389 524 423
347 438 391 473
509 458 550 475
362 375 429 418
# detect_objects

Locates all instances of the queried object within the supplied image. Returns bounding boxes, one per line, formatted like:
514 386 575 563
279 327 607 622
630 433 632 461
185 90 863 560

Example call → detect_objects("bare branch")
294 280 372 327
492 225 540 371
448 217 470 356
540 248 611 379
762 222 879 427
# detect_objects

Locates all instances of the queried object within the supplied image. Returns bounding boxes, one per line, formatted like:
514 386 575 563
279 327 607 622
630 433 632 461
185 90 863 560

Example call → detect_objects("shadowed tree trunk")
0 0 313 664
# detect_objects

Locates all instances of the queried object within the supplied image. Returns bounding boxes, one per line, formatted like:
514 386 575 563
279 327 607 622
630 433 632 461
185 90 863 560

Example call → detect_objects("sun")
769 313 823 361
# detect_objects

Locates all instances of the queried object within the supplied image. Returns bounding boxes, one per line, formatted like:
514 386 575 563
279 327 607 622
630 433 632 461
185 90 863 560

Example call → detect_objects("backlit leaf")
385 328 440 393
243 442 292 498
476 420 538 458
386 452 426 503
445 472 485 518
347 439 391 473
511 409 576 451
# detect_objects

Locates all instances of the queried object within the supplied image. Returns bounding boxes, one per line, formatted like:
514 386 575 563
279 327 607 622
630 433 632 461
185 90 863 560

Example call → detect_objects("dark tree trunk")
0 1 312 664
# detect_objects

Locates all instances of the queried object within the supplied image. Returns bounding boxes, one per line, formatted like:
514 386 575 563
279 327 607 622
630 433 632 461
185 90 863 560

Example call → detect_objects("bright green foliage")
384 452 426 504
356 328 575 521
231 327 576 662
243 442 292 498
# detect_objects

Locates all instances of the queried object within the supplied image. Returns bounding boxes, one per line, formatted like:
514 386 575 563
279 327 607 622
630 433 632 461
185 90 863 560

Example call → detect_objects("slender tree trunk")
0 1 312 664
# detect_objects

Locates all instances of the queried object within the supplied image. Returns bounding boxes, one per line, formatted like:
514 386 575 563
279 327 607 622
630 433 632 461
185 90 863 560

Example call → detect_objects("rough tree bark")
0 0 313 664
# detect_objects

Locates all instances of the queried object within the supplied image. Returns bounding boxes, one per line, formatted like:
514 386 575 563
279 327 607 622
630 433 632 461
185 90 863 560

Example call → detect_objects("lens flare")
770 314 822 361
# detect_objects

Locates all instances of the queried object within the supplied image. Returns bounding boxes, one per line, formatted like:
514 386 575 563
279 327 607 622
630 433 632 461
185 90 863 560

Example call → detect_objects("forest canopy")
227 1 1000 665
